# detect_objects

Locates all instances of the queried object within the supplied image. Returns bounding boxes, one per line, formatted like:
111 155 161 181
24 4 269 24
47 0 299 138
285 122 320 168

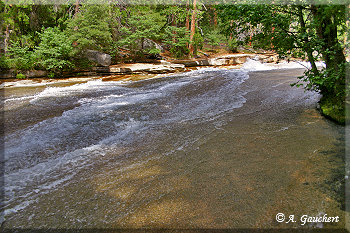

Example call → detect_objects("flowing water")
1 60 347 229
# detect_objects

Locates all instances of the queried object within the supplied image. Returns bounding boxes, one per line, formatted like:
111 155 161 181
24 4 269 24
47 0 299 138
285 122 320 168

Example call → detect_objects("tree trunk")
74 0 80 17
229 20 233 40
310 5 346 95
310 5 346 70
4 24 9 54
185 0 190 31
297 6 319 77
171 2 177 43
213 7 218 28
29 5 40 31
189 0 197 57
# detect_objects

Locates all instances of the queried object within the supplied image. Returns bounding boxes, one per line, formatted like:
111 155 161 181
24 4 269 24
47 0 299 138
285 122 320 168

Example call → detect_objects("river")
1 60 347 230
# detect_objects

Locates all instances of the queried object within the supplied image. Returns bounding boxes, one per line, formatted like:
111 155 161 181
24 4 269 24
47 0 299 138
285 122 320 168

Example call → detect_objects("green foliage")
216 5 346 95
2 4 70 45
193 32 204 55
206 29 226 48
48 72 55 78
293 63 346 97
164 26 190 58
148 48 161 55
5 27 73 74
7 41 37 70
227 38 239 53
0 53 9 69
2 3 226 75
117 6 166 55
16 73 26 79
67 4 114 53
35 27 74 74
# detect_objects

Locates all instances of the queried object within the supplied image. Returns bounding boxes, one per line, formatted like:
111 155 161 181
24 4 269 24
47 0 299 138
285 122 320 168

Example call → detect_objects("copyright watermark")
275 213 339 225
276 213 285 222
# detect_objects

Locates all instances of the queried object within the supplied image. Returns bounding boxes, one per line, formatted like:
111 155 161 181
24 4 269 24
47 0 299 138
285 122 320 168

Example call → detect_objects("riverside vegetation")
0 1 348 124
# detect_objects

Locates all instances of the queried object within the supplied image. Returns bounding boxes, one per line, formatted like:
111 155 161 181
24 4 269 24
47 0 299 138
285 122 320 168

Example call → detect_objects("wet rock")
85 50 111 67
173 59 210 67
209 54 255 66
160 60 171 65
148 66 175 74
262 55 279 63
92 66 132 74
169 64 185 70
173 54 256 67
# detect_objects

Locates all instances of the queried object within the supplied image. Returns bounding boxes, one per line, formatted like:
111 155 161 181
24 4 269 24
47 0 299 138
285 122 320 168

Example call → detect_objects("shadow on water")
317 130 347 211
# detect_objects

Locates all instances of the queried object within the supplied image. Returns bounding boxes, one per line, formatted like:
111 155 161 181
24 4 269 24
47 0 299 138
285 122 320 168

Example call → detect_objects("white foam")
28 79 124 103
4 143 108 215
242 58 326 71
1 80 47 88
4 200 35 216
242 59 275 71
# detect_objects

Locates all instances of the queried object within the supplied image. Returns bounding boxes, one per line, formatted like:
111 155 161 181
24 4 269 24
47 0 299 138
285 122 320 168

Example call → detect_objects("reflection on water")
2 67 346 229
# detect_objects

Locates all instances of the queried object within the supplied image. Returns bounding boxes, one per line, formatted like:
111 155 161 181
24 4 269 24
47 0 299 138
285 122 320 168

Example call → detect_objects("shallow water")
1 64 346 229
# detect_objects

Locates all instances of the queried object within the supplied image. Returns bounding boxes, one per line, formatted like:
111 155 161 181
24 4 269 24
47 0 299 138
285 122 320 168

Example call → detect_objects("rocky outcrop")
172 54 256 67
172 59 210 67
0 69 48 79
94 63 186 75
0 69 16 79
209 54 256 66
85 50 111 67
0 53 282 79
24 70 48 78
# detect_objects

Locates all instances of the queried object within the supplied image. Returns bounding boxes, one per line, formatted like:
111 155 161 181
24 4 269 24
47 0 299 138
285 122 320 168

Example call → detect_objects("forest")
0 1 348 123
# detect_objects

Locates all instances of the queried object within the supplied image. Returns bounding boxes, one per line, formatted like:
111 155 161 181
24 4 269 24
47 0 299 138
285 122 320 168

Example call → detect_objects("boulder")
142 38 163 52
25 70 48 78
85 49 111 66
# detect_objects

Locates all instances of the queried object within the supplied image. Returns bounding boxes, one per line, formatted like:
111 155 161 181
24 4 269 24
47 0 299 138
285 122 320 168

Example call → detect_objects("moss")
319 95 346 125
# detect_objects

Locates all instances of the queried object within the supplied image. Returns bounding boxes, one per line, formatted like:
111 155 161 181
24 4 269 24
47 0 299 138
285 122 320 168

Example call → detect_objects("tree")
216 4 348 123
188 0 197 57
116 5 166 57
35 27 74 76
66 4 114 53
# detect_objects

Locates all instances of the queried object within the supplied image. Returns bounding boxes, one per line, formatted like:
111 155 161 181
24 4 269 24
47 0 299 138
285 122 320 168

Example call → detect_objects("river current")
1 60 346 229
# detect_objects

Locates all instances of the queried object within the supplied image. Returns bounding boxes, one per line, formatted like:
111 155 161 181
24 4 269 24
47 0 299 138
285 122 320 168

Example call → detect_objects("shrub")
7 42 37 70
164 26 190 58
206 29 226 48
16 73 26 79
193 32 204 55
35 27 74 75
66 4 114 54
228 38 239 53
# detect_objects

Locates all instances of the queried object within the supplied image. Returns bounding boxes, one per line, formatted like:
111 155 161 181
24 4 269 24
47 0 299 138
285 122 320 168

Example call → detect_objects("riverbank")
0 52 281 79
